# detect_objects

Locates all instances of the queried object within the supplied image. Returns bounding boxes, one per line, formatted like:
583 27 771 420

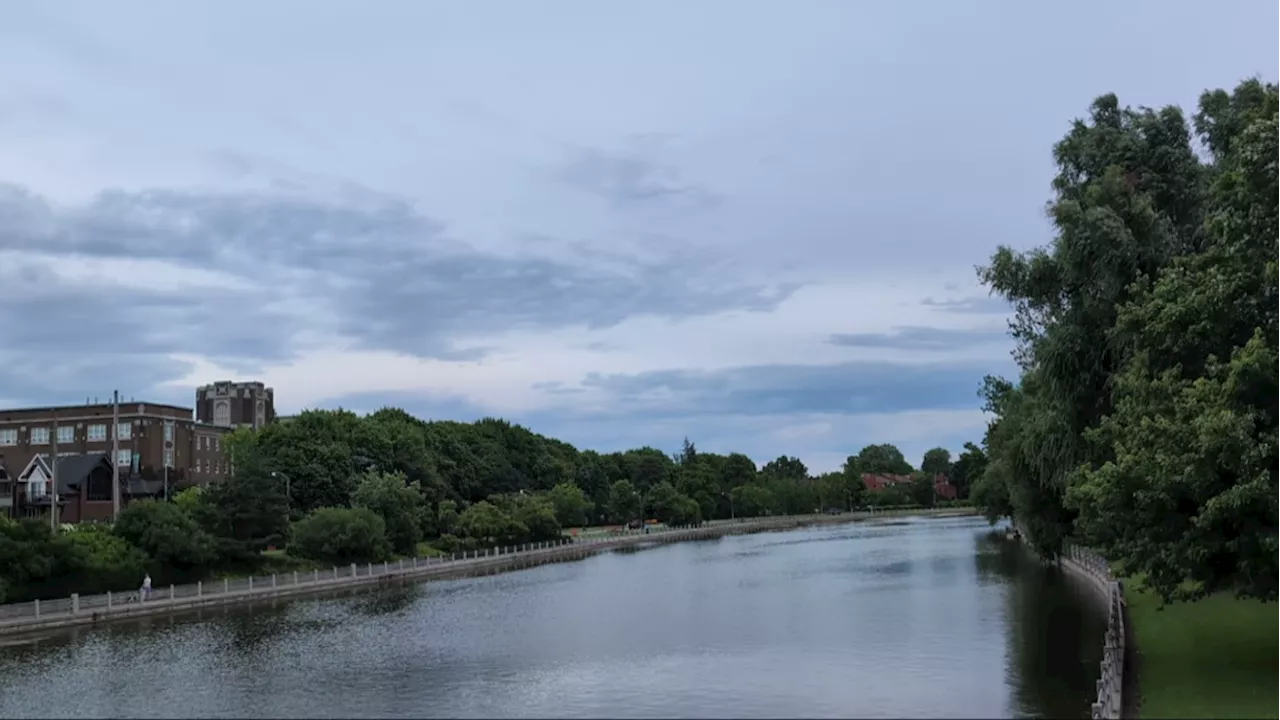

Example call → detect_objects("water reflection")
0 517 1103 720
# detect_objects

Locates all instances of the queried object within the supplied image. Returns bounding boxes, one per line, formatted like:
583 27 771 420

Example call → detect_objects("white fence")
1063 544 1126 720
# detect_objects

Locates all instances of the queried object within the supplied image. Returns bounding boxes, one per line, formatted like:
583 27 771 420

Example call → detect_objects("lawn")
1127 586 1278 719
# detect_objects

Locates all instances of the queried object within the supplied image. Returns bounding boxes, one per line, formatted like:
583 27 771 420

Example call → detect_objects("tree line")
0 409 965 603
964 79 1277 604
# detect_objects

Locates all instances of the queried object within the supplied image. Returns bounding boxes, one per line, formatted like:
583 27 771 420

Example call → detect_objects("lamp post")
271 471 291 516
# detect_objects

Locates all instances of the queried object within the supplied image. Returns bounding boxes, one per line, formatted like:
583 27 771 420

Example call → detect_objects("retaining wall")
1010 523 1127 720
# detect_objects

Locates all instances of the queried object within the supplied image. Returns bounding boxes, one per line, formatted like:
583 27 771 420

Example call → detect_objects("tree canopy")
968 79 1278 603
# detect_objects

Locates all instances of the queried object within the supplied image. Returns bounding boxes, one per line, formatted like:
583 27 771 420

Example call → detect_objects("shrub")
290 507 390 565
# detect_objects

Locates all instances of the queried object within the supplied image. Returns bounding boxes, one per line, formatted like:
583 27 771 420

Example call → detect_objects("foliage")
907 473 936 508
848 444 914 475
290 507 390 565
60 524 150 596
920 448 952 476
607 480 643 523
113 500 218 581
969 80 1278 602
350 470 425 556
947 442 986 500
545 483 592 528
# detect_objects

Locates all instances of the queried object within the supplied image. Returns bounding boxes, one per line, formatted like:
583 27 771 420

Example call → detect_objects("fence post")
71 593 80 614
399 559 404 572
34 599 40 619
351 563 357 578
293 571 298 586
333 567 338 580
272 574 278 589
107 591 113 609
197 581 203 598
412 557 418 569
384 561 389 574
224 578 229 594
314 569 319 583
248 577 254 592
451 553 456 562
367 562 373 576
169 584 175 600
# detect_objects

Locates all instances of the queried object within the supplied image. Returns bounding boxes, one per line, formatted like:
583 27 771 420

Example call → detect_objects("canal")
0 515 1106 719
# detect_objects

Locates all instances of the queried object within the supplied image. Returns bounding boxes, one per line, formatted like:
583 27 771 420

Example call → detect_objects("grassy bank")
1127 586 1277 719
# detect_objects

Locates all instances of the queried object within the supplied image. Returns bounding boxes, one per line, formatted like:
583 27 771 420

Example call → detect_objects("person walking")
141 573 152 602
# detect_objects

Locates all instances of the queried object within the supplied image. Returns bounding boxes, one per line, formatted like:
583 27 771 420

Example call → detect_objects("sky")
0 1 1276 472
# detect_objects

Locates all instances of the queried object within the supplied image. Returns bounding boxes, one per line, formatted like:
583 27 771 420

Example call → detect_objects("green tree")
545 483 592 528
908 473 936 508
291 507 390 564
61 524 149 595
852 444 913 475
456 501 525 544
113 500 218 581
1064 80 1278 602
920 448 952 476
948 442 986 500
350 470 425 556
607 480 643 524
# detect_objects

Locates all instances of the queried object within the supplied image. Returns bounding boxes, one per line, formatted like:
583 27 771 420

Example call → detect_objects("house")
11 452 166 523
860 473 913 491
933 474 958 501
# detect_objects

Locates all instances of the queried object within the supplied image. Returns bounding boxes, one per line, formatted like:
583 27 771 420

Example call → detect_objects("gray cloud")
826 326 1008 350
554 141 720 211
577 360 997 419
0 182 794 374
920 296 1011 314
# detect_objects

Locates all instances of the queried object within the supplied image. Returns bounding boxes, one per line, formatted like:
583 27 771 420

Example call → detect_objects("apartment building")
0 400 233 522
196 381 275 429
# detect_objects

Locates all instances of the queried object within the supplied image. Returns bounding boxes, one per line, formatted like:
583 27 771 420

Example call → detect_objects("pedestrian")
141 573 152 601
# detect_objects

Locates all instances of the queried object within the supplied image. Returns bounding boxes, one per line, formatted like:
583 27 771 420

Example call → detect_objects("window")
163 421 174 442
115 449 131 466
116 423 132 440
163 447 174 468
213 400 231 427
57 426 74 444
30 427 49 445
87 424 107 442
0 429 16 446
85 469 111 502
28 478 50 499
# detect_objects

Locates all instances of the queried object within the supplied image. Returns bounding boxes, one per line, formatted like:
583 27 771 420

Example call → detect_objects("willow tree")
1066 80 1278 602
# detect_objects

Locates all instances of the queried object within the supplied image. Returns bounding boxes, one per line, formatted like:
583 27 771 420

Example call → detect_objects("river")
0 515 1105 719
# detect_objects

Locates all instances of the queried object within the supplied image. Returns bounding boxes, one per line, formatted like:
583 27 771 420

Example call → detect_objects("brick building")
0 400 232 522
196 381 275 429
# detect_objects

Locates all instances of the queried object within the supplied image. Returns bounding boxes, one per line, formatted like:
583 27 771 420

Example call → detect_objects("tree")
456 501 525 545
908 473 937 508
1064 80 1279 602
852 444 913 475
60 525 149 596
351 470 425 556
198 444 290 559
948 442 986 500
920 448 952 476
760 456 808 482
113 500 218 581
291 507 390 564
607 480 643 524
545 483 592 528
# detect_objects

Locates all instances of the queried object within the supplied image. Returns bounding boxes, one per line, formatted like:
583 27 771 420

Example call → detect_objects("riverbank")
0 507 973 639
1126 586 1277 719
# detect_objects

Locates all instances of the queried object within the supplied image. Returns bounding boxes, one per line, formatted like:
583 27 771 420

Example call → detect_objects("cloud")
827 326 1009 350
553 137 720 211
577 360 990 418
0 182 795 375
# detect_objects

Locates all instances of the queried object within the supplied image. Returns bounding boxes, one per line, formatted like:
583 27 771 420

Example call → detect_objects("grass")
1126 585 1278 719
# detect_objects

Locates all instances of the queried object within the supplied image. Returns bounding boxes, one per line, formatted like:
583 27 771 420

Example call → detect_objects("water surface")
0 515 1105 718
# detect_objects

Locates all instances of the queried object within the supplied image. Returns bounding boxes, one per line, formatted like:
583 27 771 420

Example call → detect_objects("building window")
116 423 132 440
87 424 107 442
0 429 16 446
213 400 231 427
164 421 174 442
163 447 174 468
29 478 50 499
30 427 49 445
86 470 112 502
115 449 131 466
57 426 74 444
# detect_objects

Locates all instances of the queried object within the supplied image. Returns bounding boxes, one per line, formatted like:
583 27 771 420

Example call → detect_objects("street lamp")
271 471 291 515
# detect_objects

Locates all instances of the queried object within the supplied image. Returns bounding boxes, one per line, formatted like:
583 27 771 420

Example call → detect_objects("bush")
61 524 149 595
113 500 218 582
290 507 390 565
